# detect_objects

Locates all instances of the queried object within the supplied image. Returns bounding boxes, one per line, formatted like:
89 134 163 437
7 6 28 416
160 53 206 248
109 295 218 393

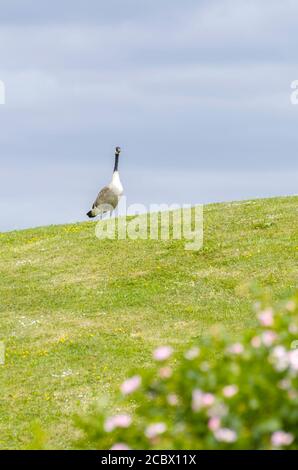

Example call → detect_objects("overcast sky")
0 0 297 231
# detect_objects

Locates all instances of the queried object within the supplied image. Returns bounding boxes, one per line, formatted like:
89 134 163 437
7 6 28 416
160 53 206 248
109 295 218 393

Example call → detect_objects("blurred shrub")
76 293 298 450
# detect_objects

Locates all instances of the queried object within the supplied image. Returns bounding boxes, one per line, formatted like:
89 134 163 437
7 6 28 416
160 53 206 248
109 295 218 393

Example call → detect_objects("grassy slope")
0 196 297 449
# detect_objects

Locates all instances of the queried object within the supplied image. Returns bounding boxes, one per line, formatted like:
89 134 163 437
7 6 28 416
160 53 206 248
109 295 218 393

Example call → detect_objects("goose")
87 146 124 218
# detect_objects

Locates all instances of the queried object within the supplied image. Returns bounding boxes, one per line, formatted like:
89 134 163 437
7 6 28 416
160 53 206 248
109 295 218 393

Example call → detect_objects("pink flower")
120 375 141 395
208 417 221 431
192 389 203 411
228 343 244 355
167 394 179 406
104 414 132 432
261 331 277 347
271 346 289 371
202 393 215 407
271 431 294 447
159 367 172 379
272 346 287 359
184 347 200 360
214 428 237 443
251 336 261 348
145 422 166 439
153 346 173 361
258 308 274 327
288 349 298 371
192 389 215 411
110 443 130 450
222 385 238 398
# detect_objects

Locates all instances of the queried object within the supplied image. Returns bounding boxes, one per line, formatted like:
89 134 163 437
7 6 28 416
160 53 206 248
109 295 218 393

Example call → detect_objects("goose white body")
109 171 123 196
87 147 124 219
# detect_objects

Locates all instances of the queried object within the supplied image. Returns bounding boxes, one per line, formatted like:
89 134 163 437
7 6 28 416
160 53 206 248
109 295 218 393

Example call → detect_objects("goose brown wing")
92 186 119 210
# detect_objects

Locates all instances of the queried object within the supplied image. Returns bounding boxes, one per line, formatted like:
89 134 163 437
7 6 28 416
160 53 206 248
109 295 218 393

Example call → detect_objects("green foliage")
77 294 298 449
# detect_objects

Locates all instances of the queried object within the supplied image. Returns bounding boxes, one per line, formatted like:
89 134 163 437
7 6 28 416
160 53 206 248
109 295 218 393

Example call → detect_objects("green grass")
0 196 297 449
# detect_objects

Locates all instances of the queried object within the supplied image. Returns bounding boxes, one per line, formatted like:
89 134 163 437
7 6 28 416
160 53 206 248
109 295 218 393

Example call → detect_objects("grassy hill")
0 196 297 449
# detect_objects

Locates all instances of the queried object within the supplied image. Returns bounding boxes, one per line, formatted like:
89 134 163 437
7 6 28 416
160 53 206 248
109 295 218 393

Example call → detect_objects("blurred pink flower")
202 393 215 407
104 414 132 432
208 417 221 431
222 385 238 398
167 393 179 406
228 343 244 355
192 389 203 411
271 346 289 371
110 443 130 450
191 389 203 411
145 422 166 439
153 346 173 361
272 345 287 359
120 375 141 395
192 389 215 411
289 350 298 371
214 428 237 443
184 347 200 360
271 431 294 447
251 336 261 348
261 331 277 347
258 308 274 327
159 367 172 379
